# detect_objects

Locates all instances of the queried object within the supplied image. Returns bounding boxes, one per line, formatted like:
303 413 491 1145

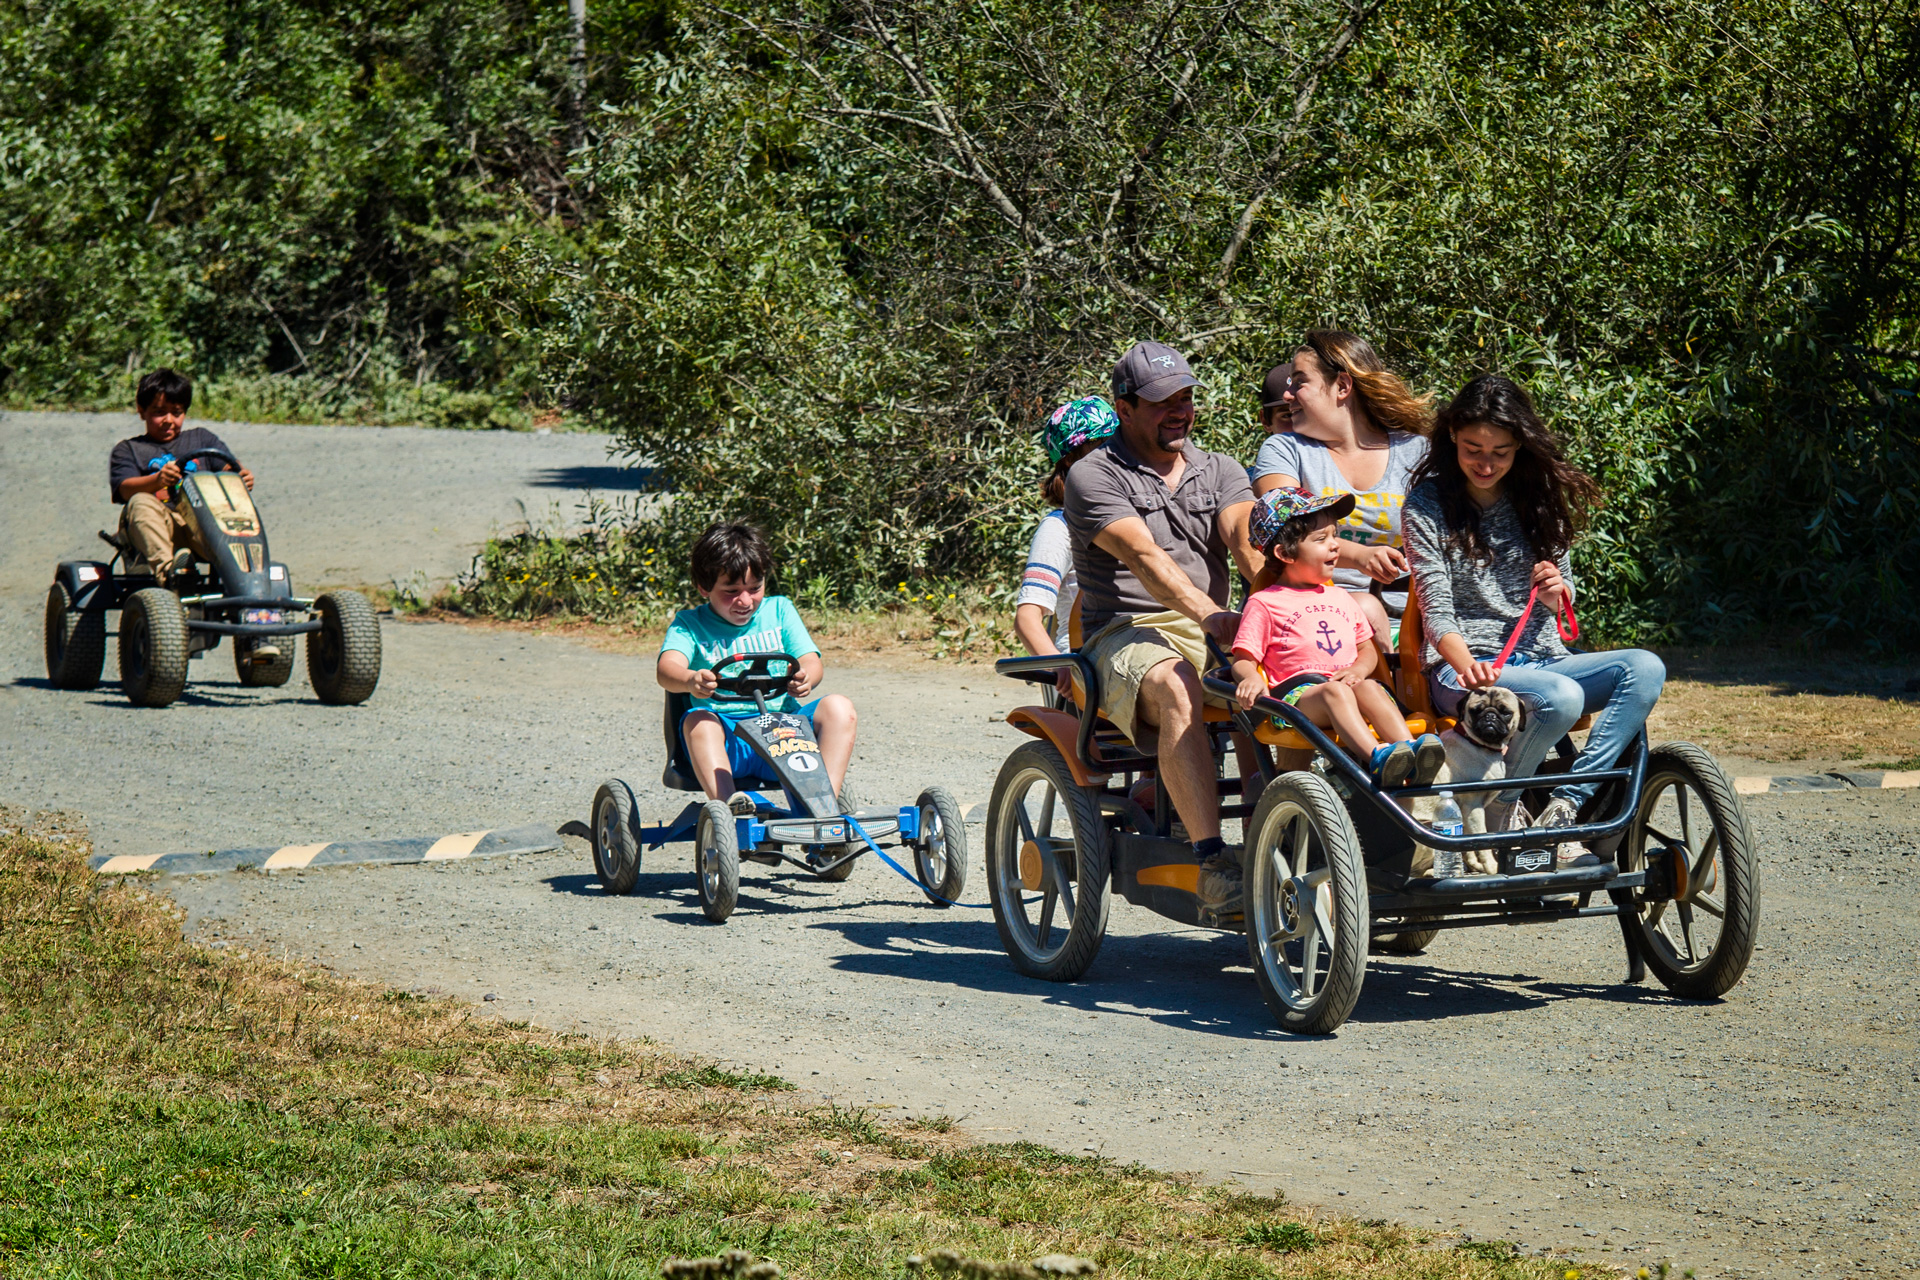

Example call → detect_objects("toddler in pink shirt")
1231 488 1445 788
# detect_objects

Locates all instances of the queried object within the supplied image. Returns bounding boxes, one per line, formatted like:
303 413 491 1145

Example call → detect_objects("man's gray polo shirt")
1063 435 1254 635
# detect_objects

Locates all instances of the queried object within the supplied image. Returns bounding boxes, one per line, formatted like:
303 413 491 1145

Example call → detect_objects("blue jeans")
1428 649 1665 806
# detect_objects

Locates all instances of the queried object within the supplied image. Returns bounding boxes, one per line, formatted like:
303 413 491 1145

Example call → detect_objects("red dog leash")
1492 583 1579 672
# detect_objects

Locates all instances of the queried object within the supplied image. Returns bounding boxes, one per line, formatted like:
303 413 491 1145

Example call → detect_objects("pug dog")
1409 688 1526 876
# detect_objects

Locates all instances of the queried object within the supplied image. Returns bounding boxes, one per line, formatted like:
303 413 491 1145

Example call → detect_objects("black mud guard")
55 561 116 612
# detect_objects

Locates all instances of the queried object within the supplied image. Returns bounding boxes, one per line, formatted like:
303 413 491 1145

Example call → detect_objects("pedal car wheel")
44 582 106 690
1374 915 1440 954
118 587 190 708
814 778 860 882
913 786 967 905
1621 742 1759 998
985 741 1110 981
694 799 740 923
591 779 644 895
308 590 382 705
234 635 297 687
1244 771 1369 1034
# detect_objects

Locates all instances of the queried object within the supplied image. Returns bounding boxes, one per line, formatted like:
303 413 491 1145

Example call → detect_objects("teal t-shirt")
660 596 821 717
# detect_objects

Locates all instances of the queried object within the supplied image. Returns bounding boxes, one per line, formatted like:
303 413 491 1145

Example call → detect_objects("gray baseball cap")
1111 341 1197 403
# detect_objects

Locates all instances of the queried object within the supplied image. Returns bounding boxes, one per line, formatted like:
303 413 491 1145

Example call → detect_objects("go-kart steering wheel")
175 446 240 472
709 652 800 701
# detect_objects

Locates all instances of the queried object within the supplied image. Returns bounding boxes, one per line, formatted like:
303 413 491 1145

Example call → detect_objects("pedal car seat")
661 690 701 791
1063 598 1237 733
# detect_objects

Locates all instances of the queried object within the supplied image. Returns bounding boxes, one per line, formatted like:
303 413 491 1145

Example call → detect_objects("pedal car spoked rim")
986 743 1108 978
695 800 740 922
1620 744 1758 996
912 787 967 903
1244 773 1367 1033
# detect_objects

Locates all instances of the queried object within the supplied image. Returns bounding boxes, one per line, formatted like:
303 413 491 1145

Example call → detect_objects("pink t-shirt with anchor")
1232 581 1374 684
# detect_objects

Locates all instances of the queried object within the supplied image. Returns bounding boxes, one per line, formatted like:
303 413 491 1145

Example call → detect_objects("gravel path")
5 412 1917 1279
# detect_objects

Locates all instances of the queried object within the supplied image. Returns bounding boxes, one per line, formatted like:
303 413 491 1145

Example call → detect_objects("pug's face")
1460 687 1525 750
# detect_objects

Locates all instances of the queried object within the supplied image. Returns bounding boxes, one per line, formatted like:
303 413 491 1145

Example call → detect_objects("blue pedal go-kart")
586 653 967 922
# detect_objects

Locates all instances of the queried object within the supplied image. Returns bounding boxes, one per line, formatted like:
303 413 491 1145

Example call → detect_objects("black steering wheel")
176 446 241 473
709 652 799 701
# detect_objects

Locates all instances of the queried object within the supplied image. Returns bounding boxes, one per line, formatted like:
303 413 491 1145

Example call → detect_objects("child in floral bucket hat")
1231 486 1446 788
1015 397 1120 669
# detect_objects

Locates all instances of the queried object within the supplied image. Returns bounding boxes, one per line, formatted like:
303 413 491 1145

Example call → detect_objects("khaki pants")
1081 609 1234 753
119 492 212 582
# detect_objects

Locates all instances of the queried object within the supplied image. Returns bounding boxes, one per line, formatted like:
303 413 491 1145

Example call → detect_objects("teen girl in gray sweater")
1403 375 1665 844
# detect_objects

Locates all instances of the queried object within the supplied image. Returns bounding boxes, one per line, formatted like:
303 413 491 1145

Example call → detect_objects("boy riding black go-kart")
586 652 967 923
44 446 382 708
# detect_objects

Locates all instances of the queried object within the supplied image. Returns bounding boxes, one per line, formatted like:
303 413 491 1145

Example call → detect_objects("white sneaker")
1532 797 1590 865
727 792 760 816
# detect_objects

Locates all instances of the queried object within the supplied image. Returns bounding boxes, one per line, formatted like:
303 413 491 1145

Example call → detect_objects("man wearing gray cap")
1063 340 1268 913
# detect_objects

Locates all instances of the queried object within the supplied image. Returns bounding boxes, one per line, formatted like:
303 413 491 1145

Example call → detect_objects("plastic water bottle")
1429 791 1465 879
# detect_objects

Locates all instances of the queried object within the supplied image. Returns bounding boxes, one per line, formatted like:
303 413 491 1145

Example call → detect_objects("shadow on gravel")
1351 959 1696 1023
528 464 661 492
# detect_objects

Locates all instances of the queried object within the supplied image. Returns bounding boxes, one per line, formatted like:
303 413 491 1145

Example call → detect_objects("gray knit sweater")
1402 480 1575 670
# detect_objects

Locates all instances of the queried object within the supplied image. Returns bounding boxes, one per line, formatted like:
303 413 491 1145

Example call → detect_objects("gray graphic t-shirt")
1250 430 1430 594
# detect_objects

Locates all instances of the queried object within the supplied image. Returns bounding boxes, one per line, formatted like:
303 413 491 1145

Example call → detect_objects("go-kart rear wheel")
1244 771 1369 1035
235 635 297 687
591 779 644 895
308 590 382 705
913 786 967 905
814 778 860 882
45 582 106 690
985 741 1110 981
118 587 190 707
694 799 740 922
1620 742 1759 998
1373 917 1440 954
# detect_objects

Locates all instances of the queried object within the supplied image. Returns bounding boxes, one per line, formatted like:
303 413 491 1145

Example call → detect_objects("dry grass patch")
1647 648 1919 764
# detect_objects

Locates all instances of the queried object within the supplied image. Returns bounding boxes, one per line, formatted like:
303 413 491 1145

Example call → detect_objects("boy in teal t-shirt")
656 521 858 811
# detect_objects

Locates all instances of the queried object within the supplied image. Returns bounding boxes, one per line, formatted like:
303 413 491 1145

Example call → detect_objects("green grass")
0 811 1597 1279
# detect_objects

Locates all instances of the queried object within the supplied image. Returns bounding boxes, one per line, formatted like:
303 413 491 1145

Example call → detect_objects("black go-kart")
987 597 1758 1035
44 447 382 708
586 653 967 923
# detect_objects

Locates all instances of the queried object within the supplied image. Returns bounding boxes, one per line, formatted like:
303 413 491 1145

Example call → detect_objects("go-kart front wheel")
694 800 740 922
591 779 644 895
913 786 967 905
1244 771 1369 1035
985 741 1110 981
44 582 106 690
118 587 190 707
235 635 297 687
308 590 382 705
1620 742 1759 998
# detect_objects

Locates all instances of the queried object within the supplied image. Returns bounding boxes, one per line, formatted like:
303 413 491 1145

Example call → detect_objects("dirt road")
5 411 1917 1279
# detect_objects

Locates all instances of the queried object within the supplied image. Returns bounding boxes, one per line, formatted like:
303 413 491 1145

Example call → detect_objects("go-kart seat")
661 690 701 791
1061 598 1238 732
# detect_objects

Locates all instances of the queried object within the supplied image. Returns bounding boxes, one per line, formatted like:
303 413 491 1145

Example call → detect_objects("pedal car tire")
814 778 860 881
1244 771 1369 1035
985 741 1110 981
1620 742 1759 999
45 582 106 690
118 587 190 708
1374 916 1440 954
695 799 740 922
235 635 297 687
591 779 644 895
308 590 382 705
913 786 967 905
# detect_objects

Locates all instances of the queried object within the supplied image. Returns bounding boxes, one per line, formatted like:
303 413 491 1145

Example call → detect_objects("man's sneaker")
1195 854 1243 915
1369 740 1416 788
1411 733 1447 786
727 792 760 816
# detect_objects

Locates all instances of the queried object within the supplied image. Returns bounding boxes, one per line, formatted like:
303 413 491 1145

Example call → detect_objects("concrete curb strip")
89 824 562 876
1734 770 1919 795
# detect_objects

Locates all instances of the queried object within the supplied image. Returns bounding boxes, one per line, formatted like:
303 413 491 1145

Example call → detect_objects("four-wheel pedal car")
43 447 382 708
986 598 1758 1034
585 653 967 922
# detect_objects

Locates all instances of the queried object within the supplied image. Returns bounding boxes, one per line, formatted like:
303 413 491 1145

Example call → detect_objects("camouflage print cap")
1248 485 1357 551
1041 396 1120 464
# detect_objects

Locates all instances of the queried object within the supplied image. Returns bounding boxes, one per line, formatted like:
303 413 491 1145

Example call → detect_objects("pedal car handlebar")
709 652 800 700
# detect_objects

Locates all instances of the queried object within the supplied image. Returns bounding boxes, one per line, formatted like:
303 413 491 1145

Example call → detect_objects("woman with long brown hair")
1250 330 1432 664
1403 374 1665 846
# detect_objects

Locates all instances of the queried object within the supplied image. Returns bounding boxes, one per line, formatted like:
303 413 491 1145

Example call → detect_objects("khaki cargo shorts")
1079 609 1233 753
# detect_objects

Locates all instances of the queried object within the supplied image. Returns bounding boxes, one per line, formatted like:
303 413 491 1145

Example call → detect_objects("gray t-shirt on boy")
1250 431 1429 594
